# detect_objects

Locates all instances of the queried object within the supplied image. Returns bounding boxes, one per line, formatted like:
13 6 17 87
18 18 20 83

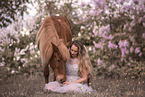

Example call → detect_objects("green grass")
0 70 145 97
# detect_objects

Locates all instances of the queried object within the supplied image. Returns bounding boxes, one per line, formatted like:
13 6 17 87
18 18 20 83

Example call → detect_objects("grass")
92 75 145 97
0 70 145 97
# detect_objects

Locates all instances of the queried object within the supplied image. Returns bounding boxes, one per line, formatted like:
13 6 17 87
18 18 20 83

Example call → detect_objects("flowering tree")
90 0 145 77
0 0 31 28
1 0 145 77
0 0 83 75
0 15 41 75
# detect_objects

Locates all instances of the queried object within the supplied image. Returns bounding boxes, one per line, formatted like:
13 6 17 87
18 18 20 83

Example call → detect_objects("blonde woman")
44 40 95 93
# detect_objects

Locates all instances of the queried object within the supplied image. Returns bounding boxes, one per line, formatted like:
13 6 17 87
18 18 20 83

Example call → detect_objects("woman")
44 40 95 93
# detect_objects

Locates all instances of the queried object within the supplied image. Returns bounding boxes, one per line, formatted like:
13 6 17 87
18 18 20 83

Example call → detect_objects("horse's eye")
57 60 60 62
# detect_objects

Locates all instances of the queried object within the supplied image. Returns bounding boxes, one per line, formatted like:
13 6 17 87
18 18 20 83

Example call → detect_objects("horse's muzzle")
56 74 66 84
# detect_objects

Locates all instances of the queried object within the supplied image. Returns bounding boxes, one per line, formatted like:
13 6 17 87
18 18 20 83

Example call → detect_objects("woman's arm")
63 69 88 85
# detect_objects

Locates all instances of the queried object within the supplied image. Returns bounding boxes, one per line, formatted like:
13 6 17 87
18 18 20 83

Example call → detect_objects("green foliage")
0 0 31 28
0 17 41 74
88 0 145 78
1 0 145 78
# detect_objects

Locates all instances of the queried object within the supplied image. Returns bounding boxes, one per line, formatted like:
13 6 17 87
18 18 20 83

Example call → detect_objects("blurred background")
0 0 145 80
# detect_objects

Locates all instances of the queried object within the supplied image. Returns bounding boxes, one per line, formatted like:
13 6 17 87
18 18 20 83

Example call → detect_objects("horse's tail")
36 16 70 65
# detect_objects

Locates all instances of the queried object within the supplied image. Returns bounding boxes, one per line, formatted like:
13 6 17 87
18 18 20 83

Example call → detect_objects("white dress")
44 58 94 93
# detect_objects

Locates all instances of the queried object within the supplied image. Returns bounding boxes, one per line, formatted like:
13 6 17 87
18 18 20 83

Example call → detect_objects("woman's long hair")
69 40 92 77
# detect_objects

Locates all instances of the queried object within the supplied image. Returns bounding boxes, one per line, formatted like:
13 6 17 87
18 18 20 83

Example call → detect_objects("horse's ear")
51 42 59 52
66 42 71 48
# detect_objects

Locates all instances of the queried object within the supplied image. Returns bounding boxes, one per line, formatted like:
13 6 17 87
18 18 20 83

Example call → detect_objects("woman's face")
70 45 78 58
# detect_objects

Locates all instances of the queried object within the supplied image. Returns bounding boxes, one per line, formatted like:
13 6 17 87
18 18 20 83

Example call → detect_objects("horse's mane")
36 16 71 65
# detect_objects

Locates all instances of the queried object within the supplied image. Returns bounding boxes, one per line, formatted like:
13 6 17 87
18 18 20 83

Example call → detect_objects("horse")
36 16 72 84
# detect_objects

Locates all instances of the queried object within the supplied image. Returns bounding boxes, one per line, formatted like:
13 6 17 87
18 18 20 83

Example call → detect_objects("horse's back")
51 16 72 45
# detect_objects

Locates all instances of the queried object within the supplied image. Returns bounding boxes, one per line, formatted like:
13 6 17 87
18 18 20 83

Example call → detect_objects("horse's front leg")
43 64 49 84
50 64 56 81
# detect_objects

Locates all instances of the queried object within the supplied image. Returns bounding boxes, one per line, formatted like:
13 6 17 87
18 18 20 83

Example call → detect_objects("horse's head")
49 42 69 83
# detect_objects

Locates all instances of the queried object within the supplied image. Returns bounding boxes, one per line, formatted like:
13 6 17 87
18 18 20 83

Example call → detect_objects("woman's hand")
60 81 73 86
60 69 88 86
63 81 73 85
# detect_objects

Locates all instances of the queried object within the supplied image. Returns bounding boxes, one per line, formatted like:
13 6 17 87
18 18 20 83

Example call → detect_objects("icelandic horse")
36 16 72 84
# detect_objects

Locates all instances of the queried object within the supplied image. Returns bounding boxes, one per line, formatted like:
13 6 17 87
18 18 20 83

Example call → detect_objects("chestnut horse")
36 16 72 84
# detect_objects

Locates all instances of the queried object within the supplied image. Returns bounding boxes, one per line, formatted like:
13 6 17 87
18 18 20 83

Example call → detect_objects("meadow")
1 1 145 97
1 67 145 97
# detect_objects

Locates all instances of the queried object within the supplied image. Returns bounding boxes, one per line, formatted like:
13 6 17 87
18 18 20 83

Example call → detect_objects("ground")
0 71 145 97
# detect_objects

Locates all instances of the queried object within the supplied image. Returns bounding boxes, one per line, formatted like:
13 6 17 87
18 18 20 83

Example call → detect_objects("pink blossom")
94 31 98 36
102 32 108 39
138 17 142 23
108 35 114 40
121 48 125 57
123 24 127 30
135 47 140 54
124 5 132 11
120 7 124 13
119 40 129 58
119 40 129 48
11 70 15 74
129 57 132 60
94 0 107 9
130 9 133 14
130 36 135 42
139 53 142 56
97 9 103 15
130 46 134 53
128 63 131 66
116 0 123 4
117 14 121 17
99 26 104 34
0 62 5 66
123 23 128 30
130 21 135 27
93 41 103 49
143 23 145 27
95 43 103 49
111 65 115 69
105 24 110 32
121 57 124 62
128 27 132 32
108 41 118 49
99 25 110 39
93 41 96 44
142 33 145 39
97 58 102 65
93 47 96 52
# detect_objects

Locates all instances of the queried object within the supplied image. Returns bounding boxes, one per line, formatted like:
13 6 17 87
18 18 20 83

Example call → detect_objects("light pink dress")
44 59 94 93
